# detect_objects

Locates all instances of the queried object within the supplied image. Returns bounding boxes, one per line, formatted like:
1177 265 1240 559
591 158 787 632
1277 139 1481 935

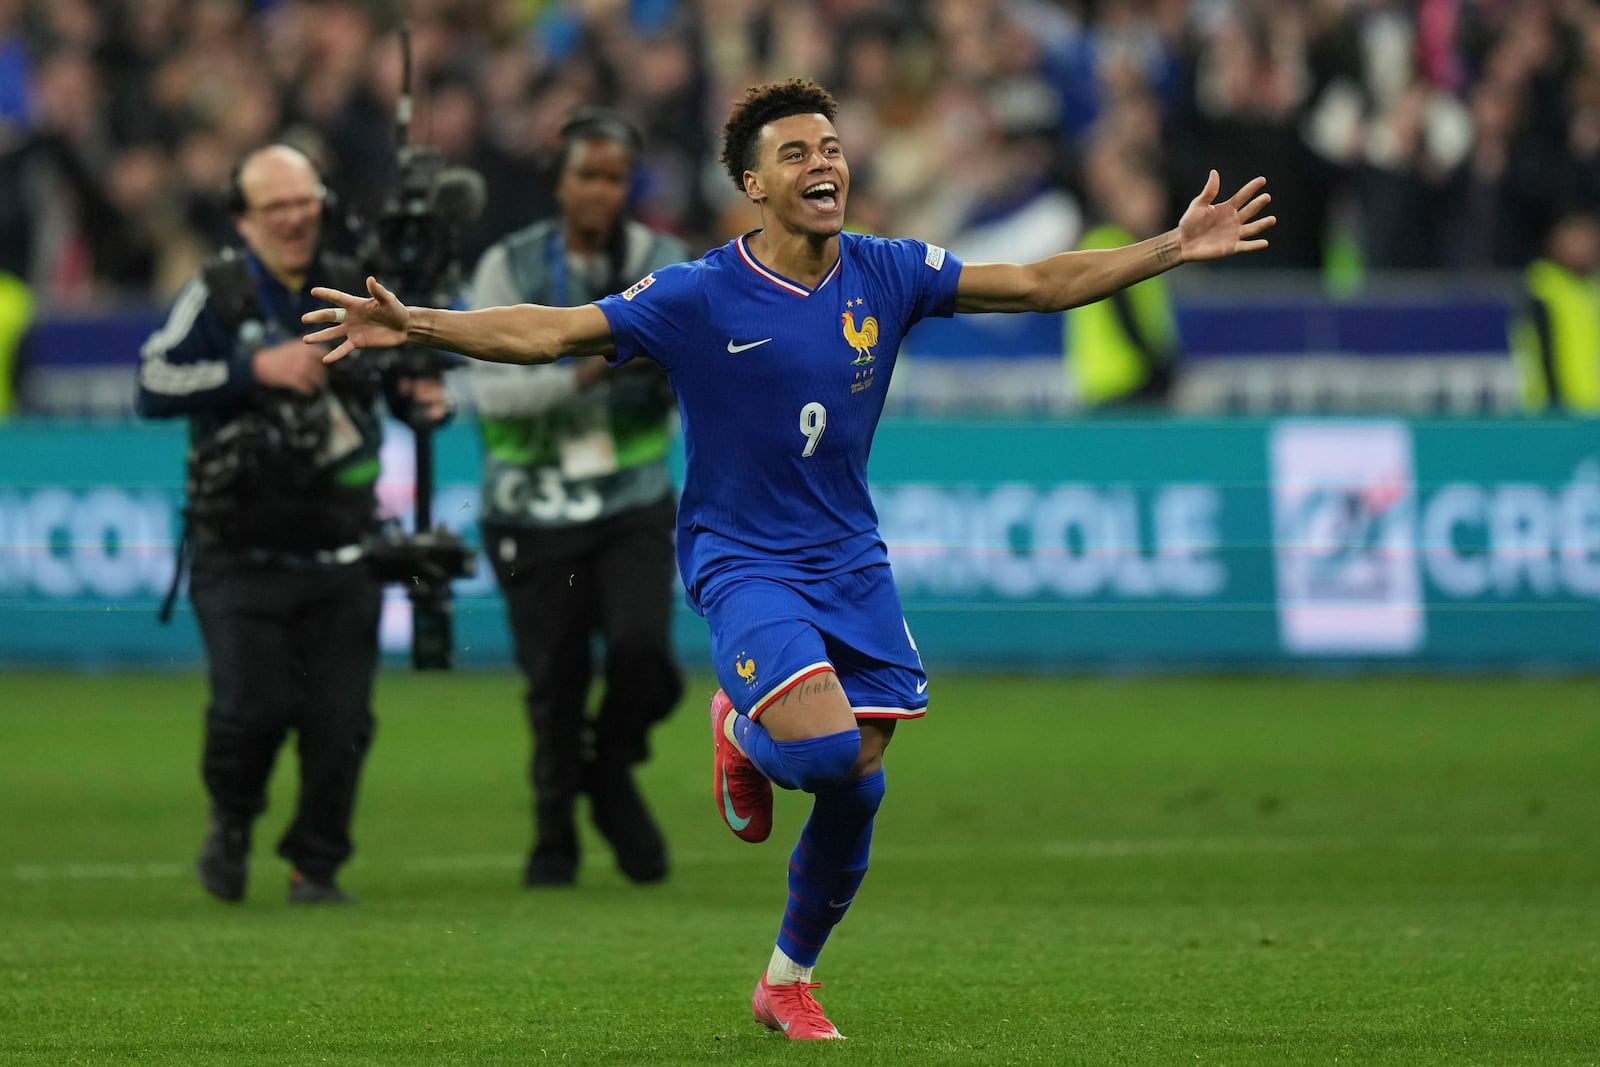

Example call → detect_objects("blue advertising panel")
2 415 1596 672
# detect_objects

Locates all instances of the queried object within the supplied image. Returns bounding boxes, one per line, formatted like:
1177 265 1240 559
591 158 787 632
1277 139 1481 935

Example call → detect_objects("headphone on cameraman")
546 108 647 300
225 143 337 217
552 107 643 174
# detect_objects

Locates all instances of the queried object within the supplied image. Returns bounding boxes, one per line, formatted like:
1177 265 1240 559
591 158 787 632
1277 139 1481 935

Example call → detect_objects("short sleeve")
859 236 962 327
902 238 962 322
595 260 702 370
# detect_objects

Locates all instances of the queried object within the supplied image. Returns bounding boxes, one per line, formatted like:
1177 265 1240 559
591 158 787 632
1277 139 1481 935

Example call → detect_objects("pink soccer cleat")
710 689 772 843
751 975 845 1040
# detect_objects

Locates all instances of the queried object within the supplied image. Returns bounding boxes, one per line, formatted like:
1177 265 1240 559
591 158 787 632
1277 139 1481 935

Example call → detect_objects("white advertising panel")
1271 421 1424 655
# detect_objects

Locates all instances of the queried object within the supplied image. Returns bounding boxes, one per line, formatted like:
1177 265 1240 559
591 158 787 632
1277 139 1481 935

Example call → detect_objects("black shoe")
196 814 249 903
289 870 356 905
588 768 668 885
522 845 578 888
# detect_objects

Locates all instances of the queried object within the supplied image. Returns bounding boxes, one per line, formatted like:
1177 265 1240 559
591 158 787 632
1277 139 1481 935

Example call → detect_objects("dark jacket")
136 247 402 553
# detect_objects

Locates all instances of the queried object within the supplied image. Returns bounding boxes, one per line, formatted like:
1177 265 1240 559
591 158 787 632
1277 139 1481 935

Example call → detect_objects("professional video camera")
355 22 486 671
371 143 485 314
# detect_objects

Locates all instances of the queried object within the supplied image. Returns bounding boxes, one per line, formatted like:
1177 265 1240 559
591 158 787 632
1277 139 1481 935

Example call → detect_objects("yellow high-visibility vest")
1065 223 1178 406
1510 258 1600 413
0 272 34 418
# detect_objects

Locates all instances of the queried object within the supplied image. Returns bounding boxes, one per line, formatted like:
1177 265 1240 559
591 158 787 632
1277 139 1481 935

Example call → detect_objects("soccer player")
303 78 1274 1039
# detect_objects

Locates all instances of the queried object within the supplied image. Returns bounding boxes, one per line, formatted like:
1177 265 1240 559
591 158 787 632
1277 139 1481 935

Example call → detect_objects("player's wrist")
1155 228 1184 269
404 305 428 346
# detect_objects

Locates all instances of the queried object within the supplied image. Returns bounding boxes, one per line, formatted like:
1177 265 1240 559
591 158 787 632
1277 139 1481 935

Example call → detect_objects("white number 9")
799 401 827 457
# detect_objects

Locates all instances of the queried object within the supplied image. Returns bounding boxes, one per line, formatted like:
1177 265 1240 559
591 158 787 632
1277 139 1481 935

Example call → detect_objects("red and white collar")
736 233 840 296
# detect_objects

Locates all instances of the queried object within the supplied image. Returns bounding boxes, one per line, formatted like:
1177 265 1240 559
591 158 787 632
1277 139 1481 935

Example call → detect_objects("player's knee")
819 765 885 820
782 728 862 793
854 766 885 815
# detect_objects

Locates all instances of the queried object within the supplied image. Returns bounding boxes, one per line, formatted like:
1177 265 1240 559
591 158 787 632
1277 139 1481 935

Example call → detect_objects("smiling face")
233 146 324 288
742 112 849 240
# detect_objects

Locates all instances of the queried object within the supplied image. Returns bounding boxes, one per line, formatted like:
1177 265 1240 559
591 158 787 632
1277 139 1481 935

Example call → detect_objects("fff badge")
1270 421 1424 656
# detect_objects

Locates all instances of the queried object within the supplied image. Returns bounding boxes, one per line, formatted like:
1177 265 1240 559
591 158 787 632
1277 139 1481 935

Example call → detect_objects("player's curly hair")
720 78 839 192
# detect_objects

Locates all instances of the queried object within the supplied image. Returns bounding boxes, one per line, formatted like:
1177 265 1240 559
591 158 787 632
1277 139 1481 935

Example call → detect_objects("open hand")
302 276 409 363
1177 171 1275 263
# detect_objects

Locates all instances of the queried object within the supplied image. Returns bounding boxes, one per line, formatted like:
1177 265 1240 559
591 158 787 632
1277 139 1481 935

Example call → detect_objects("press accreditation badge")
558 429 618 480
556 395 620 480
318 393 363 467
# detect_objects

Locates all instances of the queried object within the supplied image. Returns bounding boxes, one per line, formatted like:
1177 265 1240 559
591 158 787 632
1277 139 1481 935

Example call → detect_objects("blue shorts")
702 563 928 721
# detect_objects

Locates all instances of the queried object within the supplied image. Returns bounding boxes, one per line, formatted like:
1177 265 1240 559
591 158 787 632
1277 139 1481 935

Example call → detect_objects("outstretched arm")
954 171 1274 314
301 276 616 365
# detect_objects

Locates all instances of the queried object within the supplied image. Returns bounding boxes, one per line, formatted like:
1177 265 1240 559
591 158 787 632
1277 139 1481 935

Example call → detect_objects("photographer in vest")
466 108 689 887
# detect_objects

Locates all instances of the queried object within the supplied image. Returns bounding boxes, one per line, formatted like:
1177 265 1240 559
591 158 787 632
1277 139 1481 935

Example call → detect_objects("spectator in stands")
5 47 135 306
0 0 30 128
1449 75 1547 272
1509 207 1600 414
424 69 548 270
1171 0 1331 273
465 107 688 889
943 81 1082 267
13 0 1600 419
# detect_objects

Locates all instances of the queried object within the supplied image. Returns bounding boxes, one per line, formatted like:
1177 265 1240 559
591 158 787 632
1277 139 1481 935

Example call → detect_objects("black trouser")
189 550 381 880
488 497 684 854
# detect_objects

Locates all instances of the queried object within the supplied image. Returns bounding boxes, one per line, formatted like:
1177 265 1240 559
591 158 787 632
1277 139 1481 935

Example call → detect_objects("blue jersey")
597 231 962 612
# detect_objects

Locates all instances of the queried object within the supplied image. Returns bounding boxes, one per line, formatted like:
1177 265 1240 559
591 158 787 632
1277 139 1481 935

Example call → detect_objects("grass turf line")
0 670 1597 1065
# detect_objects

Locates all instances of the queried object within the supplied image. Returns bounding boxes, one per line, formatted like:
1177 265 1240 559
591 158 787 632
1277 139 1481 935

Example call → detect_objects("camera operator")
136 143 450 906
467 108 688 887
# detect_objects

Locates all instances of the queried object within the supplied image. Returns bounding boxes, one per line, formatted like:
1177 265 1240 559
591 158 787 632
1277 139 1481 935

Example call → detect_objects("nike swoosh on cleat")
727 338 773 353
721 777 752 831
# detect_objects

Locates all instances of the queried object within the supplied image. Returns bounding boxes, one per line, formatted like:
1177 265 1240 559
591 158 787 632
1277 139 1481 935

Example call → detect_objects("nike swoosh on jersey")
726 338 773 353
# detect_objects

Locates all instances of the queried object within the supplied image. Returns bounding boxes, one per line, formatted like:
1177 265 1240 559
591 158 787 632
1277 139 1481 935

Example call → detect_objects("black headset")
225 143 330 216
553 107 643 173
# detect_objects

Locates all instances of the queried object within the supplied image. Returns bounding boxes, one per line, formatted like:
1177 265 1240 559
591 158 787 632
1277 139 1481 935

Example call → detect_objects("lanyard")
545 229 570 307
547 227 634 303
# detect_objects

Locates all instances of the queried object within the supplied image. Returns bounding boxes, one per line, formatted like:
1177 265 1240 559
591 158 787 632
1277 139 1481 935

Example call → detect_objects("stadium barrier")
18 281 1521 418
3 413 1596 673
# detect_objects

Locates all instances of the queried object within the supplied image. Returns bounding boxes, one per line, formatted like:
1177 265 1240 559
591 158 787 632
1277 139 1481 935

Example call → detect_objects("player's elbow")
1012 263 1060 313
956 263 1053 314
534 304 610 364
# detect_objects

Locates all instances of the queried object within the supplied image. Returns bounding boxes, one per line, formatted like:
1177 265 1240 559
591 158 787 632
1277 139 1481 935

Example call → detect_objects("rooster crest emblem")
841 298 877 365
735 655 758 685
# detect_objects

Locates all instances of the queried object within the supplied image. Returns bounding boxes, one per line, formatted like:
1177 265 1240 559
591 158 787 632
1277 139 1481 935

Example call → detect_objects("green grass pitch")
1 670 1597 1065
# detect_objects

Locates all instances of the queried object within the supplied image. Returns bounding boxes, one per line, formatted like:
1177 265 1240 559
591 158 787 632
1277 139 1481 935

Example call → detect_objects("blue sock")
776 768 885 967
732 718 859 793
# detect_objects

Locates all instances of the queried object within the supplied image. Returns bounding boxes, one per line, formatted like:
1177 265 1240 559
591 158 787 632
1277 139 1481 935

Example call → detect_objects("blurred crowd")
1 0 1598 314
